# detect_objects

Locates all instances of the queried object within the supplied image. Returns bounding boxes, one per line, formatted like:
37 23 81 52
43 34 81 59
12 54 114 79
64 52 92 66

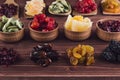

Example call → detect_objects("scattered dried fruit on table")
30 43 59 67
25 0 45 16
102 40 120 62
64 15 93 32
0 47 20 66
98 20 120 32
66 44 95 66
0 4 17 18
74 0 97 13
0 16 23 32
48 0 71 15
30 14 57 31
101 0 120 13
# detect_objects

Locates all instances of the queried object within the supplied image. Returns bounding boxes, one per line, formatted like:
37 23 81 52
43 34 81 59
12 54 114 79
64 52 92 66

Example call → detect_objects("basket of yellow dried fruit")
66 44 95 66
64 15 93 41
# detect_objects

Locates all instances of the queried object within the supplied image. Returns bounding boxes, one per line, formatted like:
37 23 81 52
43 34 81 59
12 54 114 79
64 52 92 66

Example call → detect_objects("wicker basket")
64 28 91 41
0 28 24 42
29 22 59 42
96 19 120 41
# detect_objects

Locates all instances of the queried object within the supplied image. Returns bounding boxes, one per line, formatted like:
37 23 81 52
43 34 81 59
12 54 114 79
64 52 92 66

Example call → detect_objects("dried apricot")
70 57 78 66
81 45 86 56
85 45 94 54
79 57 85 64
86 56 95 66
73 46 82 59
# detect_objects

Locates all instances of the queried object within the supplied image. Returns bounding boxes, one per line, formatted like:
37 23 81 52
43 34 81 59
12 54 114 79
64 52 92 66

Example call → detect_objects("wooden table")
0 0 120 80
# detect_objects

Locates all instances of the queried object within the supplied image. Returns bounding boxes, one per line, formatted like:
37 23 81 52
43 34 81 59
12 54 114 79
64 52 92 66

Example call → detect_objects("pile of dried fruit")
101 0 120 13
74 0 97 13
98 20 120 32
102 40 120 62
30 14 57 31
30 43 59 67
0 4 17 18
49 0 71 14
0 16 23 32
25 0 45 16
66 44 95 66
64 15 92 32
0 47 20 66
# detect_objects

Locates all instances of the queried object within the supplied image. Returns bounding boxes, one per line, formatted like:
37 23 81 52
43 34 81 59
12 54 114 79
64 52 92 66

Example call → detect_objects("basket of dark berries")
29 14 58 42
96 18 120 41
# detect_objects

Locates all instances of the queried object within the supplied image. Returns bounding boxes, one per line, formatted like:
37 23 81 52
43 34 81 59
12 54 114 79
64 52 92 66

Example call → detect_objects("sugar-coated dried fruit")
66 44 95 66
75 0 97 13
30 43 58 67
31 14 57 32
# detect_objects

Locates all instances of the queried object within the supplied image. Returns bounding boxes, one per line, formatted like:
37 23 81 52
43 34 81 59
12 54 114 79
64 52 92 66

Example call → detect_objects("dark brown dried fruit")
0 47 20 66
0 4 17 18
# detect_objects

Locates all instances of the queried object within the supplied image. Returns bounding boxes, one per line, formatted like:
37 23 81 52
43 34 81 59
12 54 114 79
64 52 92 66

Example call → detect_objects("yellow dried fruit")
66 44 95 66
86 56 95 66
85 45 94 54
79 57 85 64
81 45 86 56
73 46 82 59
70 57 78 66
66 48 73 58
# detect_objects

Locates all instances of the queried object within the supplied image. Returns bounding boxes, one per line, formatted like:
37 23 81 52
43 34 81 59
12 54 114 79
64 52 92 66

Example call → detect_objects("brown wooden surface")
0 0 120 80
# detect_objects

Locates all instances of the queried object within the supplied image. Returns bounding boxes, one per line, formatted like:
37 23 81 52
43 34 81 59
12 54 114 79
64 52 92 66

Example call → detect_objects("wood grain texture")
0 0 120 80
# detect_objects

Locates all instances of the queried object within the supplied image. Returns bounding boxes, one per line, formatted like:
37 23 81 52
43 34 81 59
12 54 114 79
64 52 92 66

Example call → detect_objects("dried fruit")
64 15 93 32
98 20 120 32
0 4 17 17
101 0 120 13
0 47 20 66
66 44 95 66
30 14 57 31
70 57 78 66
74 0 97 13
30 43 59 67
102 40 120 63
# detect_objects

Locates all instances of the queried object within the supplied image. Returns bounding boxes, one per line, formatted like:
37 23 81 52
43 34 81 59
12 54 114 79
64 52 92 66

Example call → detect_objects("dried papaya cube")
79 57 85 64
70 57 78 66
66 48 73 58
86 56 95 66
81 45 86 56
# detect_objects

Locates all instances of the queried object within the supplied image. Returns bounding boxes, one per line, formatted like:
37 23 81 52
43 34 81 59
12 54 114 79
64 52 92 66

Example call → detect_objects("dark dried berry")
98 20 120 32
30 43 58 67
0 4 17 18
102 40 120 63
0 47 20 66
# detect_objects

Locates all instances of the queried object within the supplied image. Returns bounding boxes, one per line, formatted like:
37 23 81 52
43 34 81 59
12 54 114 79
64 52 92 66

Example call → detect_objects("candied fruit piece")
81 45 86 56
66 48 73 58
70 57 78 66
